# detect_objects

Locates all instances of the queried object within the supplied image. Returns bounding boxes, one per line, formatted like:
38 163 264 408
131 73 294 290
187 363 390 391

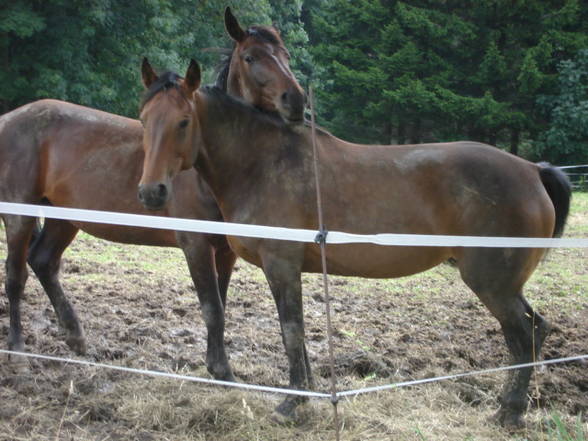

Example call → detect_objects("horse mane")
214 52 232 90
202 85 288 130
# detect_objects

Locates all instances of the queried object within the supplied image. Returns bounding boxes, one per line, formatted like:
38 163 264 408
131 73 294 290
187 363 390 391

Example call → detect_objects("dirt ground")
0 204 586 440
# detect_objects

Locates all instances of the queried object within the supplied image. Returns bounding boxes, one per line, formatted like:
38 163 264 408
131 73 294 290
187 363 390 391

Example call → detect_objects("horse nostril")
157 183 167 198
281 91 289 105
137 186 145 202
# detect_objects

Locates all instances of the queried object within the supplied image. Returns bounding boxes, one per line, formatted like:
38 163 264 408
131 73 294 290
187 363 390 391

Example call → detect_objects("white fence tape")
1 202 587 248
0 201 587 404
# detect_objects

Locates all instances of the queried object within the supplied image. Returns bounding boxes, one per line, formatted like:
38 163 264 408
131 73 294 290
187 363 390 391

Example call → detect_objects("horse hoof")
271 397 302 425
271 405 299 426
271 409 295 425
5 348 30 372
491 409 526 430
214 370 236 383
221 371 236 383
66 335 87 355
208 363 236 383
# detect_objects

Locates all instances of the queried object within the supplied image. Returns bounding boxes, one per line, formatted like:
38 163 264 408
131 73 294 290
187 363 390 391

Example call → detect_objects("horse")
0 7 304 384
137 59 571 428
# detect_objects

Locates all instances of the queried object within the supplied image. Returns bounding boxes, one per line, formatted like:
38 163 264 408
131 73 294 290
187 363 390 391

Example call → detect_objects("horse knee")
28 247 59 280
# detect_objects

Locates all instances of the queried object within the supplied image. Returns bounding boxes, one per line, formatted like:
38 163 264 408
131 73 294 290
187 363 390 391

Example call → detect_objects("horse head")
224 7 305 124
138 58 201 210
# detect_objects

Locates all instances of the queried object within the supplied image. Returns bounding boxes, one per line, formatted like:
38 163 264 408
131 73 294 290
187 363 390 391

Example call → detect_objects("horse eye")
178 119 189 129
244 55 255 64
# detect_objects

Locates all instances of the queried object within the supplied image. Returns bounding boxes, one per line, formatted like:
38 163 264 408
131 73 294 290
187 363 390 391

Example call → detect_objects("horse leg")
458 251 550 428
493 296 550 427
214 240 237 309
2 215 36 353
262 252 312 419
178 232 234 381
27 218 86 354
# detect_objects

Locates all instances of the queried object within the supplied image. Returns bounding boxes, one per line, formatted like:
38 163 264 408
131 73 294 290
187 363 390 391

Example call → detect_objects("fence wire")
1 349 586 401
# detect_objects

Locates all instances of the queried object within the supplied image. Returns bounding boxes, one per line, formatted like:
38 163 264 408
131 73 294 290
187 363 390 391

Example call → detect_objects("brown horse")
137 60 571 428
0 8 304 383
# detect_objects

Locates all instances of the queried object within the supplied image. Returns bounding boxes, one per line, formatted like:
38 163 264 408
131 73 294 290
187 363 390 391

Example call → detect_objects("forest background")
1 0 587 164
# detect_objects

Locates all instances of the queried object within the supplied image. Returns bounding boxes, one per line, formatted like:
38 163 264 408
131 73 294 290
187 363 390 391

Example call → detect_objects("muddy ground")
0 205 586 440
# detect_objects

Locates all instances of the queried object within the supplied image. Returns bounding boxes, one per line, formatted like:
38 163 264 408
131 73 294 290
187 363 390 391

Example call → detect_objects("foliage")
0 0 586 161
0 0 277 117
534 49 588 165
546 413 587 441
306 0 588 154
268 0 314 87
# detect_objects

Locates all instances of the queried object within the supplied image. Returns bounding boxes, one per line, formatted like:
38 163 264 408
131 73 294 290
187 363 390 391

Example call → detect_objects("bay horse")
0 8 304 384
137 60 571 428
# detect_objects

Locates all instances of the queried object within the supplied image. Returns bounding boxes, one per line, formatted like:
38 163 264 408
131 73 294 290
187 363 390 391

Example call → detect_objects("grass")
546 414 587 441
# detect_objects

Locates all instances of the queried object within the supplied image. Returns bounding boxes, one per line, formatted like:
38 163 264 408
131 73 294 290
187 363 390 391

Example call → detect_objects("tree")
534 49 588 165
0 0 275 117
269 0 314 87
305 0 588 155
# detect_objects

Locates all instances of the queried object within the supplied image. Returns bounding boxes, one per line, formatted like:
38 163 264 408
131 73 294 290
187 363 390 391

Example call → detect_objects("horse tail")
27 198 52 252
538 162 572 238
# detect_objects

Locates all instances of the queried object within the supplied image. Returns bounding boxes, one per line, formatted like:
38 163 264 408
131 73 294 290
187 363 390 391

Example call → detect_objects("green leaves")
0 0 585 163
306 0 588 153
535 50 588 164
0 1 282 116
0 2 45 37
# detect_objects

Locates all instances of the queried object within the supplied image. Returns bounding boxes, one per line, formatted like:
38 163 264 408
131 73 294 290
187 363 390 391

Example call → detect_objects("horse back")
0 99 222 247
311 138 558 241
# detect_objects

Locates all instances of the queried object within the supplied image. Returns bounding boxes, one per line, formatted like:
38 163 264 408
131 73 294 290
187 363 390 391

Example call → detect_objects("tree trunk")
397 121 406 145
510 129 520 156
409 119 421 144
488 131 497 146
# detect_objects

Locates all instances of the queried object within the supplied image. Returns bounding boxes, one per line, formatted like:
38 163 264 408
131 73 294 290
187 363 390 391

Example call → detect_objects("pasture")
0 193 586 441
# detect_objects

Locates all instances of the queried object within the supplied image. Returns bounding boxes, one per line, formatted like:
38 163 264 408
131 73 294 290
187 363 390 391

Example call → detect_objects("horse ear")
224 6 246 42
141 57 158 89
184 59 201 94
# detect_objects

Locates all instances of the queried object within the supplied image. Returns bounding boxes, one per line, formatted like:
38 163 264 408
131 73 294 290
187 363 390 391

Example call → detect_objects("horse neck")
193 90 267 194
193 90 310 209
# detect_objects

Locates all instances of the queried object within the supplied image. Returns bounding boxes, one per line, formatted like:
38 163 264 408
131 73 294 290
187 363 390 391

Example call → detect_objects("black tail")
538 162 572 238
27 198 51 253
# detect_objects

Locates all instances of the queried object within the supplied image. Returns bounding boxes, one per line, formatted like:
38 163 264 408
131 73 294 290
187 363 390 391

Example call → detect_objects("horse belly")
305 243 451 278
71 221 178 247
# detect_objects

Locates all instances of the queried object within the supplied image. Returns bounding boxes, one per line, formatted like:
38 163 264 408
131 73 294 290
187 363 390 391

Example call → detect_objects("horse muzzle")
138 182 170 211
279 86 305 125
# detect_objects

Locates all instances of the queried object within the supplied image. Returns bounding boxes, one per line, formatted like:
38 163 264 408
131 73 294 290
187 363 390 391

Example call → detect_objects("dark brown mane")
214 50 233 90
202 85 287 129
